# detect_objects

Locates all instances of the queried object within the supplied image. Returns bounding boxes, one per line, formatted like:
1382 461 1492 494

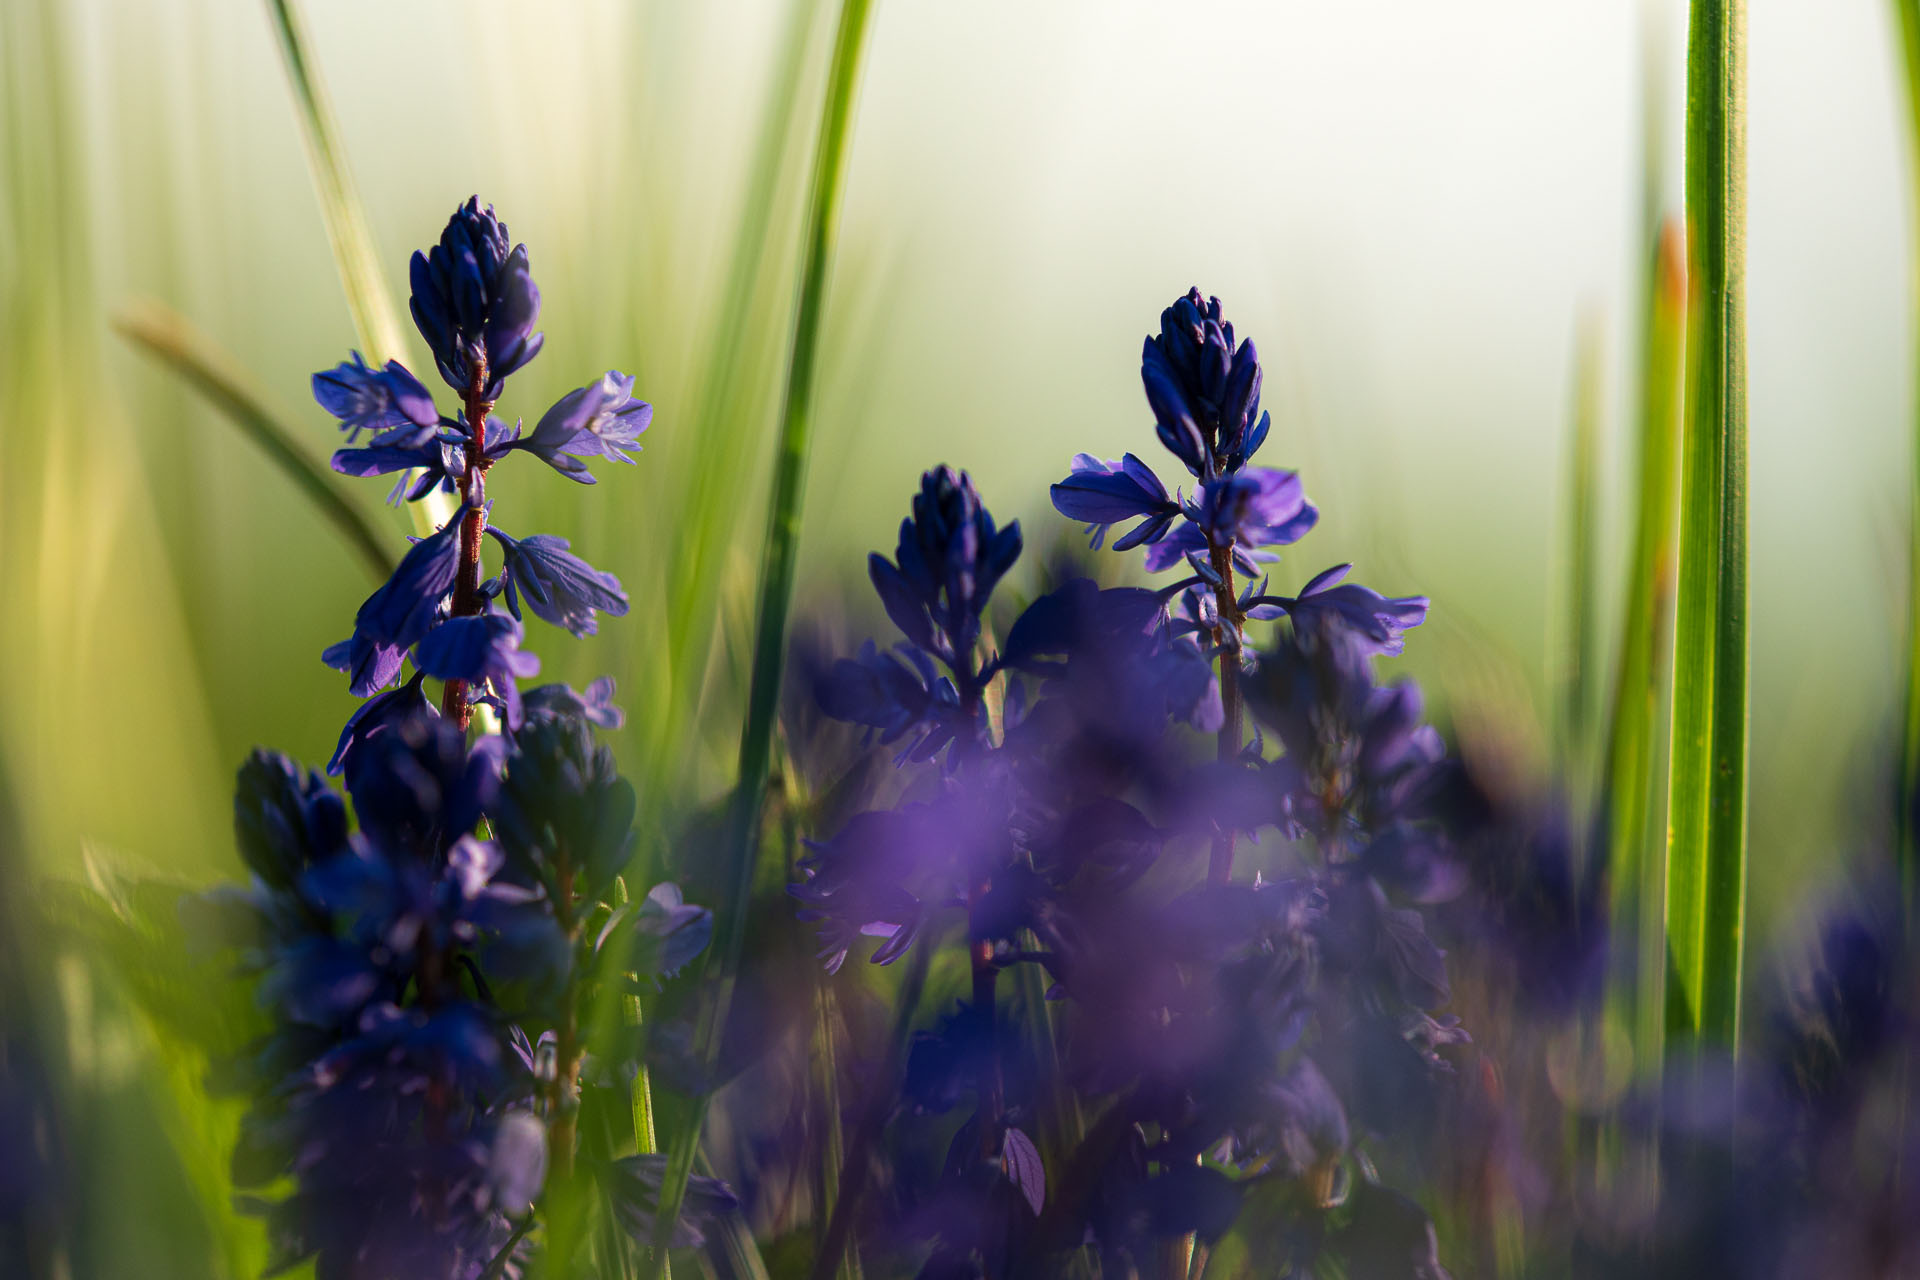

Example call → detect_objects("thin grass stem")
1665 0 1748 1051
113 299 394 582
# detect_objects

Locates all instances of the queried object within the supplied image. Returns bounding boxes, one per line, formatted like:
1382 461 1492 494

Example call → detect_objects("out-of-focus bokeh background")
0 5 1909 1261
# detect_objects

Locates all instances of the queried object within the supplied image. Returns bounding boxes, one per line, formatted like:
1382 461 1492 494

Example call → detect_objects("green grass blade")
262 0 453 538
1559 310 1604 832
1891 0 1920 902
1604 222 1687 1077
1666 0 1749 1050
113 299 395 583
646 1 879 1272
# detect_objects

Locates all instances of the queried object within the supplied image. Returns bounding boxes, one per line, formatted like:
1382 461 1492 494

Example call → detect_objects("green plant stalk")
1604 221 1687 1081
1601 5 1685 1094
1665 0 1748 1050
1561 311 1604 856
263 0 453 540
1892 0 1920 907
645 1 878 1271
113 300 395 582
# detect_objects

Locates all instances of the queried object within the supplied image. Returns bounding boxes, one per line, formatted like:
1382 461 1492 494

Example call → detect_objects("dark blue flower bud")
870 467 1021 665
1143 288 1270 479
408 197 543 398
234 750 349 889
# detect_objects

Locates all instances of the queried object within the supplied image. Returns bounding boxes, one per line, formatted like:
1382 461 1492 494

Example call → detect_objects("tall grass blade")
113 299 395 582
1559 310 1604 839
1665 0 1749 1050
646 1 879 1272
1891 0 1920 902
1604 223 1687 1075
262 0 453 538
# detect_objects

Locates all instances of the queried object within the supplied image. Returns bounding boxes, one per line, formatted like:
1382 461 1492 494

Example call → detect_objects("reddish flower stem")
441 354 494 729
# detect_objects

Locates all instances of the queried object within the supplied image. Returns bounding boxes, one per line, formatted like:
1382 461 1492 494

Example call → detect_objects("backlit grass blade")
262 0 453 538
1604 221 1686 1074
1890 0 1920 900
1665 0 1749 1050
646 0 879 1271
114 299 394 583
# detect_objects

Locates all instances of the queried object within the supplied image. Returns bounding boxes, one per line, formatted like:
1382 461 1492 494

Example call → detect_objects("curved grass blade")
114 299 395 582
645 1 879 1272
262 0 454 539
1665 0 1748 1051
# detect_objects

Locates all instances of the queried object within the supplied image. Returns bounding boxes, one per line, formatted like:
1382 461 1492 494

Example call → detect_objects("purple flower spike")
1050 453 1179 551
515 372 653 483
408 197 544 399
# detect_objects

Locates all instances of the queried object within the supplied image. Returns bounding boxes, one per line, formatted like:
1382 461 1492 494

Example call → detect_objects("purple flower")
311 353 440 443
520 676 625 730
486 529 629 637
817 639 956 752
1049 453 1179 551
1187 468 1318 556
328 673 434 776
408 197 543 398
1143 288 1270 480
330 511 466 696
331 434 462 505
415 609 542 728
515 372 652 482
1285 564 1430 657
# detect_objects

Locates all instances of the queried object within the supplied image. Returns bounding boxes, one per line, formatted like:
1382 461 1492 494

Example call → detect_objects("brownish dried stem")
440 353 494 729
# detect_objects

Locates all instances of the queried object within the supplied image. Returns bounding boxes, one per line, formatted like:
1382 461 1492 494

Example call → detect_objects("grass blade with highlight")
645 1 879 1272
262 0 453 538
1665 0 1748 1050
114 299 394 583
1603 221 1686 1076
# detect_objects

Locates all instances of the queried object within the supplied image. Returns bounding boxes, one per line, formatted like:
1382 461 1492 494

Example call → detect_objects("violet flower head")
515 372 652 483
312 352 440 443
409 197 544 398
1144 288 1270 480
